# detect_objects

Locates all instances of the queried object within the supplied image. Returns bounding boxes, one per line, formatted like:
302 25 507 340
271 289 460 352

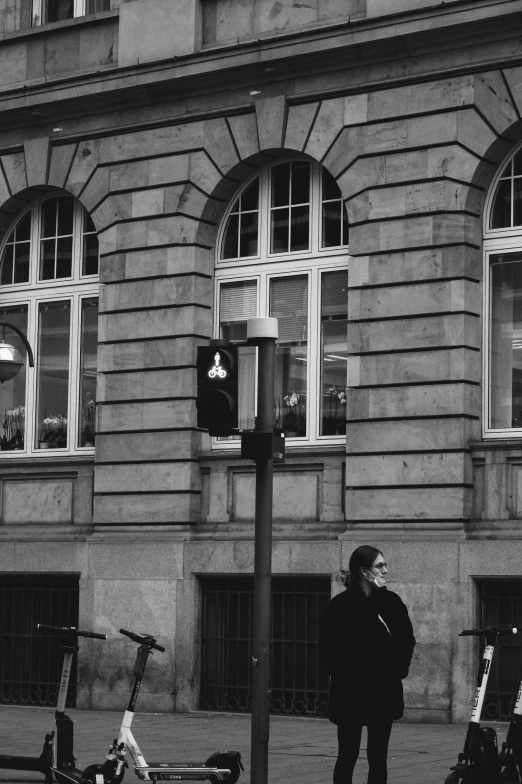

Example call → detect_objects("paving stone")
0 706 502 783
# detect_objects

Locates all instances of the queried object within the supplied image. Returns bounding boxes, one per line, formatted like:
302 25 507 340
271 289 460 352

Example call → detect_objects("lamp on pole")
0 321 34 382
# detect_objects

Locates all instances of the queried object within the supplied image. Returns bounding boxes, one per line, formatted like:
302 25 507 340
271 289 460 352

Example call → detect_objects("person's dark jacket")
319 584 416 725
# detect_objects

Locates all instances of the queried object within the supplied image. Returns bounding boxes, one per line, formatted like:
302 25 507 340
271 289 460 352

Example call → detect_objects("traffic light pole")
247 319 277 784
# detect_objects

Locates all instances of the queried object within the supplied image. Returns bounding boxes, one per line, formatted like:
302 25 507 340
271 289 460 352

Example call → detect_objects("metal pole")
250 335 275 784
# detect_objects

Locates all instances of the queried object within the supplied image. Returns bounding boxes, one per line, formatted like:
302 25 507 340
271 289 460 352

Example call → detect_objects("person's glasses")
373 563 387 571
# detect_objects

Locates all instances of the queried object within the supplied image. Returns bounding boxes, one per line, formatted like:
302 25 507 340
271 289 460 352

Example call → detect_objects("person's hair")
342 545 383 588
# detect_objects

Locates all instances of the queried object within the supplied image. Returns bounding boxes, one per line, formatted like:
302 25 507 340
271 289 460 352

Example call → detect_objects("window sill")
471 440 522 451
0 454 95 466
199 443 346 460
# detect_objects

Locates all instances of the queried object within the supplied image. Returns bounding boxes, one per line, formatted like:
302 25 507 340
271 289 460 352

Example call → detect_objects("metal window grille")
479 580 522 720
0 574 79 707
200 576 330 717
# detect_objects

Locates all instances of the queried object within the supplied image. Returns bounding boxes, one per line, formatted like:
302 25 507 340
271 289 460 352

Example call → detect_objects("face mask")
362 569 386 589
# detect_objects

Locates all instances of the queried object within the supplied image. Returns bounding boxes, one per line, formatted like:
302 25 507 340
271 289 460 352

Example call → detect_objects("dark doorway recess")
0 573 79 707
200 576 330 717
479 580 522 720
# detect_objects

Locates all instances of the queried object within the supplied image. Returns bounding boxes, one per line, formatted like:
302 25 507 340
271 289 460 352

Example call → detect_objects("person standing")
319 545 416 784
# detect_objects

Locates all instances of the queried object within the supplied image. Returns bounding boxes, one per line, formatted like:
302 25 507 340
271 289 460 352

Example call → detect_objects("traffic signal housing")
196 341 238 437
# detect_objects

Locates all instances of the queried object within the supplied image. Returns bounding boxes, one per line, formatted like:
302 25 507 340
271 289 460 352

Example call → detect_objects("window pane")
86 0 110 12
271 163 290 208
219 281 257 432
56 236 73 278
289 205 309 252
1 244 13 285
14 243 30 283
78 298 98 447
342 207 349 245
83 232 99 276
0 305 28 452
270 275 308 437
320 271 348 436
222 214 239 259
40 238 56 280
36 301 70 450
16 213 31 242
291 161 310 204
45 0 74 22
220 280 257 341
491 179 512 229
239 211 258 257
490 253 522 429
515 179 522 227
57 197 74 237
41 199 58 238
515 151 522 177
322 201 342 248
241 180 259 212
322 169 340 201
271 208 289 254
1 220 30 285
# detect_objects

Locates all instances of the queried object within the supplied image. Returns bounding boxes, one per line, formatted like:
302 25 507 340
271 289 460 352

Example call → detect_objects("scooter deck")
0 754 48 772
134 762 232 781
52 765 99 784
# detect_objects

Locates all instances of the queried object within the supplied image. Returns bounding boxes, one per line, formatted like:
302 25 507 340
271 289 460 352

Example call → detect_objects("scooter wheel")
502 760 522 783
209 761 242 784
444 773 463 784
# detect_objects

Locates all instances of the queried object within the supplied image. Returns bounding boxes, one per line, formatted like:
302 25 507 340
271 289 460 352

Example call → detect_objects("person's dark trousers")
334 719 393 784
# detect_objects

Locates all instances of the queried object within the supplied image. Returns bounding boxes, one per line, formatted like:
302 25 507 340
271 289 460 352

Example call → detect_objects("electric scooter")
445 625 518 784
110 628 244 782
499 677 522 782
0 623 110 784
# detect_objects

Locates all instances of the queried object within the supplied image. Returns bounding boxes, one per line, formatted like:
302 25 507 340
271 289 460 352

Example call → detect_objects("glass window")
490 150 522 230
45 0 74 22
322 170 349 248
36 301 71 450
488 253 522 429
0 305 28 452
216 159 348 444
33 0 109 26
0 194 99 456
0 214 31 286
270 161 311 254
221 180 259 260
219 281 257 431
271 276 308 437
320 270 348 435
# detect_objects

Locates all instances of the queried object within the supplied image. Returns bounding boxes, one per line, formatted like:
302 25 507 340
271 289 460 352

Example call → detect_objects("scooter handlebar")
459 625 518 637
119 628 165 652
37 624 107 640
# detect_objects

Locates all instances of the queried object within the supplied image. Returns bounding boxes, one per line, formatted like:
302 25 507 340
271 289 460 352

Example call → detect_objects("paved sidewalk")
0 705 507 783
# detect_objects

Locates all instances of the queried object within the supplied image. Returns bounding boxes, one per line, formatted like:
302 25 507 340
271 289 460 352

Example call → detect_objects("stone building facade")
2 0 522 724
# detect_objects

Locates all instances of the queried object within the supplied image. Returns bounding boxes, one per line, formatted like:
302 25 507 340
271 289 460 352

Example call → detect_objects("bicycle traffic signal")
196 342 238 437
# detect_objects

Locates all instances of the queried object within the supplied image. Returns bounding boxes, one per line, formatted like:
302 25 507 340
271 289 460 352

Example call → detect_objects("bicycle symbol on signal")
208 352 227 379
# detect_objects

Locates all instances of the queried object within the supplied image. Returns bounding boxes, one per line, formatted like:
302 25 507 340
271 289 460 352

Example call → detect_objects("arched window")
484 144 522 436
0 193 99 455
215 158 348 444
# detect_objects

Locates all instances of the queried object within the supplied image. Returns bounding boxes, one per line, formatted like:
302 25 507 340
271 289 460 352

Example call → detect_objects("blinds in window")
322 270 348 318
270 275 308 343
220 280 257 323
